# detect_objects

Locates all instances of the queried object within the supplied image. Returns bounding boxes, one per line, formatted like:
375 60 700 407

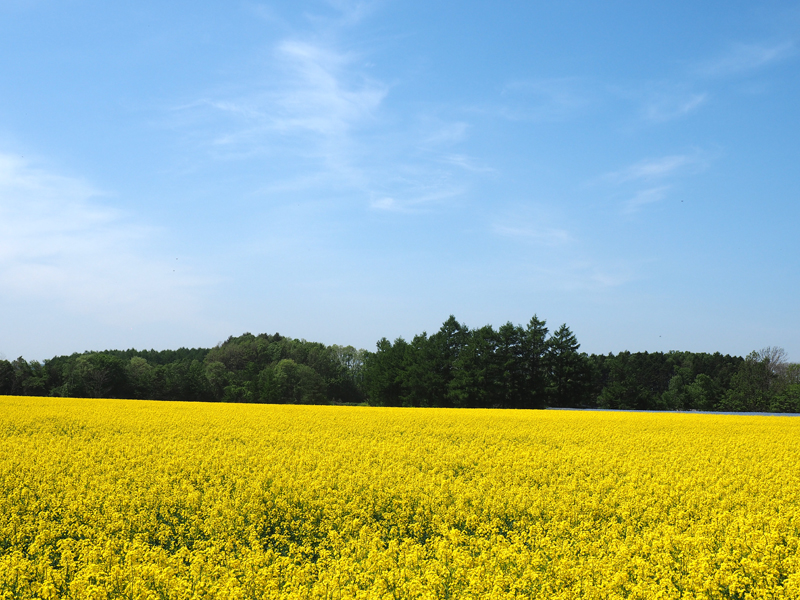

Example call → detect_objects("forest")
2 315 798 412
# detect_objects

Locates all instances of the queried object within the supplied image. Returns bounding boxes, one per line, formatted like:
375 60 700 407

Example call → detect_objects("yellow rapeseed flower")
1 396 799 598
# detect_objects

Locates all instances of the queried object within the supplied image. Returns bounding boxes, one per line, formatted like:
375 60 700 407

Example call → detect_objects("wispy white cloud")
422 121 469 146
368 184 466 213
490 205 574 247
604 153 707 183
600 152 711 215
623 186 670 214
498 77 594 122
606 39 795 124
369 196 396 211
191 39 387 151
489 205 639 292
642 91 708 122
0 153 208 325
203 100 265 120
247 3 287 28
492 223 573 246
320 0 377 26
173 38 388 198
506 257 638 293
271 39 387 137
696 41 796 77
439 154 494 173
497 76 706 126
561 260 636 290
174 7 486 215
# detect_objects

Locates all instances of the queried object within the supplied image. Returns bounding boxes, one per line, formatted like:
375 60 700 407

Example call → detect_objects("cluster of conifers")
2 315 798 411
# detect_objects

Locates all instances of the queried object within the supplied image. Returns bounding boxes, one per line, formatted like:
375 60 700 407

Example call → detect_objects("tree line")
1 316 798 412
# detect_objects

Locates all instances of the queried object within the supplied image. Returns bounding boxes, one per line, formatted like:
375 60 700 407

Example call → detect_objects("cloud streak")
696 41 796 77
604 39 795 124
642 91 708 122
177 23 482 214
368 185 467 213
600 151 711 215
0 153 207 326
605 153 707 183
623 186 670 214
492 223 573 246
489 206 636 292
498 78 595 122
490 203 576 248
271 39 387 137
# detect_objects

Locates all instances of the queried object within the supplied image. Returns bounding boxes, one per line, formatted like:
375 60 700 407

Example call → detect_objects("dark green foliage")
4 332 364 405
363 337 407 406
326 345 368 405
14 358 50 397
523 316 550 409
593 351 743 411
722 353 773 412
365 315 585 410
2 320 793 413
720 348 799 413
0 360 14 394
200 334 362 404
394 316 470 408
596 352 670 410
449 325 501 408
772 364 800 412
493 322 528 408
271 359 326 404
76 354 128 398
545 324 593 408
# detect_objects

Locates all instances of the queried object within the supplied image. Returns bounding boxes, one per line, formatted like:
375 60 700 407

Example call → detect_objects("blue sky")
1 0 799 361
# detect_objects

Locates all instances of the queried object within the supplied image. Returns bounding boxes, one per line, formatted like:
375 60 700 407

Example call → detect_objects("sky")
1 0 799 362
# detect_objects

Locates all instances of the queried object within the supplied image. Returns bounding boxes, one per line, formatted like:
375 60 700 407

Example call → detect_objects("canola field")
1 396 799 599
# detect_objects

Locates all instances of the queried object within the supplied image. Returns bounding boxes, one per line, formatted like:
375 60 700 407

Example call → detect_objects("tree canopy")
2 319 797 413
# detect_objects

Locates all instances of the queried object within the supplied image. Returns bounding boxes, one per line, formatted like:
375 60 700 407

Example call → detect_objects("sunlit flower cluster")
1 396 799 599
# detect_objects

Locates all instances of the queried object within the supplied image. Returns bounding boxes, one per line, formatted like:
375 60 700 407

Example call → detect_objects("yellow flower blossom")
1 396 799 598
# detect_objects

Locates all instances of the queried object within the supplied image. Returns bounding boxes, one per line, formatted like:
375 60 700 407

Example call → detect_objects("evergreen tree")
363 338 407 406
545 324 592 407
523 315 549 409
448 325 500 408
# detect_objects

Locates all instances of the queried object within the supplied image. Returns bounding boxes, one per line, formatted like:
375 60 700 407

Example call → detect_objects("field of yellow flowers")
1 396 799 599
